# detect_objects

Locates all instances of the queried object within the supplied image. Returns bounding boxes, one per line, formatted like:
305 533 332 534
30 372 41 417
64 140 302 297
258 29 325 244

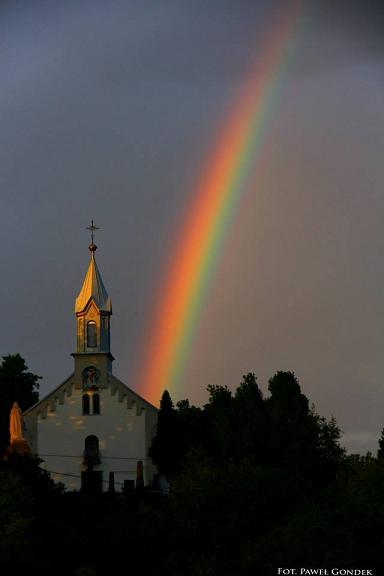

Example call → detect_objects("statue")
10 402 24 443
5 402 31 457
82 366 100 390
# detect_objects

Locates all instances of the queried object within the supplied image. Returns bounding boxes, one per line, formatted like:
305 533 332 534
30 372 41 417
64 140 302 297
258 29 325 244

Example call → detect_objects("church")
23 225 158 492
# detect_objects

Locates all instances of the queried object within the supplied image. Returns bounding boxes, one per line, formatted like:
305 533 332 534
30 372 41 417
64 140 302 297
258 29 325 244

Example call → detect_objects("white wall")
36 383 154 491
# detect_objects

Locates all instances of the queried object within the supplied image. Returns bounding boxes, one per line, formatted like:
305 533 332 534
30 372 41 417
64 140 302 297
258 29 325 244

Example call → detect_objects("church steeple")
75 246 112 316
72 222 114 385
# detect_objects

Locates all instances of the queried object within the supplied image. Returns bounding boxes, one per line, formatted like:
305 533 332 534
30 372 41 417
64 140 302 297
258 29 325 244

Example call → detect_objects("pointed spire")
75 222 112 313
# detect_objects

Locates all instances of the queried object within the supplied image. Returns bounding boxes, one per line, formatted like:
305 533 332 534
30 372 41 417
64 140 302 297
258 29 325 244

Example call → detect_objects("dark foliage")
1 368 382 575
0 454 63 573
378 426 384 458
0 354 40 453
149 390 180 475
149 371 344 486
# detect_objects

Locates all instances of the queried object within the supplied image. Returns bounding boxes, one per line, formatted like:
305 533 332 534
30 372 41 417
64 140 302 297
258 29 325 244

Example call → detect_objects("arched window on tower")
87 321 97 347
93 393 100 415
82 394 90 415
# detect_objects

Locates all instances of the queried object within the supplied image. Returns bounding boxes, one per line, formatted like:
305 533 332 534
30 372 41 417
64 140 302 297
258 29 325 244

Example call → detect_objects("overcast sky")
1 0 383 454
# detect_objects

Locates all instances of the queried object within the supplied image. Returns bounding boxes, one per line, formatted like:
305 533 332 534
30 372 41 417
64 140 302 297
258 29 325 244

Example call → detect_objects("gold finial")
86 219 100 252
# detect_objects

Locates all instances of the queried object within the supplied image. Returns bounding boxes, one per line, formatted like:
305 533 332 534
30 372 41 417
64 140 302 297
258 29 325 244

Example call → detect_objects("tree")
233 373 266 462
266 371 312 466
266 371 344 487
378 427 384 459
203 374 267 464
0 469 35 570
203 384 235 462
0 354 40 453
149 390 179 476
175 399 204 463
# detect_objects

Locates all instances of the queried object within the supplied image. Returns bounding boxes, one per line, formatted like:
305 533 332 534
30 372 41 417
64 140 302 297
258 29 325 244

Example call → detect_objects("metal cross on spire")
86 219 100 253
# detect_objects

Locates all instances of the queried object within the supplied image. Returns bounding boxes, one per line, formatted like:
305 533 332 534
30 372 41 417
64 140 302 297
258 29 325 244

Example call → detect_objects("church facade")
23 234 158 492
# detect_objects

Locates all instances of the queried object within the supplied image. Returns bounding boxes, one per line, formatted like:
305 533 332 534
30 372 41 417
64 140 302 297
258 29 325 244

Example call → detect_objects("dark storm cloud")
296 0 384 77
322 0 384 55
0 0 383 455
0 0 268 86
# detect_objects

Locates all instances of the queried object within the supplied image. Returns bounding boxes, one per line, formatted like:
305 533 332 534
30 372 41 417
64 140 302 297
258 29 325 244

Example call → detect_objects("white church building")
23 229 158 492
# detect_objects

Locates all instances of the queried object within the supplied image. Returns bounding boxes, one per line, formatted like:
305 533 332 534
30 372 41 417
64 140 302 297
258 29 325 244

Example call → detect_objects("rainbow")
138 0 308 405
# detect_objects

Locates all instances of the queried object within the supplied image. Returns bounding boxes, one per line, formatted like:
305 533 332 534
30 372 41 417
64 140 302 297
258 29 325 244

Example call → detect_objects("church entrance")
81 470 103 494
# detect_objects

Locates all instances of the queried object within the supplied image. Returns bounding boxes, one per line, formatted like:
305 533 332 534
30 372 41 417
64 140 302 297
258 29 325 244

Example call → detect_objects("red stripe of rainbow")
139 0 308 404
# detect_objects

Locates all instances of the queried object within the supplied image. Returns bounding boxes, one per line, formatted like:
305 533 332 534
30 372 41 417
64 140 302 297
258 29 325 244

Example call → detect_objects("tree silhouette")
233 373 266 462
378 427 384 459
0 354 40 453
148 390 180 476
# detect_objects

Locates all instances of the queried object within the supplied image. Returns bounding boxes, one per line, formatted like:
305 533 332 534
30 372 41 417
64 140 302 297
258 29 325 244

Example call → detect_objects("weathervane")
86 219 100 252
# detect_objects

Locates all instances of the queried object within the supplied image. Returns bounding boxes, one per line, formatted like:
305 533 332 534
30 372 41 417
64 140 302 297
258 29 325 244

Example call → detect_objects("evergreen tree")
149 390 179 476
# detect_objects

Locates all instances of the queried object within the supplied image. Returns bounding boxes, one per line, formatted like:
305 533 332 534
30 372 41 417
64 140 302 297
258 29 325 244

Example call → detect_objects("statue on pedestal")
5 402 31 457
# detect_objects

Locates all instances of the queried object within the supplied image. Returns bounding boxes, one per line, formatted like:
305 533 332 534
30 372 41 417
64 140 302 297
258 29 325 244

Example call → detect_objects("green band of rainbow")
138 0 308 404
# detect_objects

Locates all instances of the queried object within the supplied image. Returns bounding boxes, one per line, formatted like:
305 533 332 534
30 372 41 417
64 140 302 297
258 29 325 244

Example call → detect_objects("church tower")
23 220 158 491
72 221 113 390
